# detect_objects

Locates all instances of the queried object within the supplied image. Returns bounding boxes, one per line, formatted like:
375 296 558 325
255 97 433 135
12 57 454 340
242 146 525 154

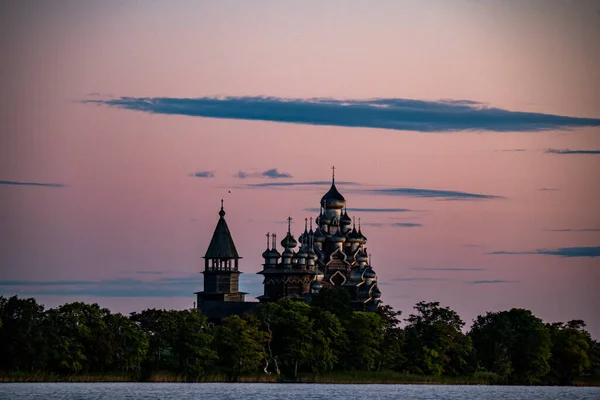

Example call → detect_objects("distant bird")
228 190 231 193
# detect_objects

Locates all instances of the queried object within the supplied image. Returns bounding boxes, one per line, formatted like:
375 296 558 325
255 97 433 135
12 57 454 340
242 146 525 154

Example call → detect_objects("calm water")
2 383 600 400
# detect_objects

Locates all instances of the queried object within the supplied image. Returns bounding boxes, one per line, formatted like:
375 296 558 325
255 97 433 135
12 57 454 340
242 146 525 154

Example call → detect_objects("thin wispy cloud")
497 149 527 152
0 275 261 298
490 246 600 258
391 222 422 228
391 277 449 282
262 168 292 179
235 168 293 179
539 188 559 191
0 274 265 298
545 228 600 232
468 280 519 285
191 170 215 178
246 180 356 187
304 207 413 213
412 267 485 271
545 148 600 155
84 96 600 133
362 187 502 200
0 180 65 188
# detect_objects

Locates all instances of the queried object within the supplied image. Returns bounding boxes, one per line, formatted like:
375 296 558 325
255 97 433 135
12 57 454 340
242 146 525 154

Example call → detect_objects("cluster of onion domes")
259 176 382 310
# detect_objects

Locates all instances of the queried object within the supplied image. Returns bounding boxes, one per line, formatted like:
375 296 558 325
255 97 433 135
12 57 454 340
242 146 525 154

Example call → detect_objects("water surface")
3 382 599 400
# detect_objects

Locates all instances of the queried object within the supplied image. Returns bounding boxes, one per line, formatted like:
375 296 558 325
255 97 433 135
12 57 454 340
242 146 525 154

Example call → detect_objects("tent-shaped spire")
204 200 241 259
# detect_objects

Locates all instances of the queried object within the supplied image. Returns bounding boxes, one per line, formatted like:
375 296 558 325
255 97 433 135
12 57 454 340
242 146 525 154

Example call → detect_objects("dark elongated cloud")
363 187 502 200
0 275 264 298
84 96 600 132
246 180 499 200
545 148 600 155
490 246 600 258
304 207 412 213
247 180 356 187
262 168 292 178
468 280 519 284
236 168 293 179
545 228 600 232
0 180 65 188
192 170 215 178
412 267 485 271
391 277 449 282
391 222 422 228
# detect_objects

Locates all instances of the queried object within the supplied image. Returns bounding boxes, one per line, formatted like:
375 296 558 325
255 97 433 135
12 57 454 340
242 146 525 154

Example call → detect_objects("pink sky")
1 1 599 336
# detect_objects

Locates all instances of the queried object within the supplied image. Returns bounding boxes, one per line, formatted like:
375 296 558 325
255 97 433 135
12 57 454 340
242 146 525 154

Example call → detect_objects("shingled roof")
204 203 241 259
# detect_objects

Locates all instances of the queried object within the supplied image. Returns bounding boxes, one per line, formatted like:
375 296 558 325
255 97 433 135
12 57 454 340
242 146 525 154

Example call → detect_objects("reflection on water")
2 382 600 400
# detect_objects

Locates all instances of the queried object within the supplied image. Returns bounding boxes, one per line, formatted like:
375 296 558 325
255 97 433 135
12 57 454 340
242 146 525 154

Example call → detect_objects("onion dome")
371 286 382 298
356 250 369 263
347 227 361 242
363 267 376 279
280 232 297 249
311 280 323 291
321 181 346 210
331 228 346 243
358 228 367 243
313 226 326 242
340 210 352 226
262 248 271 258
269 247 281 258
296 245 308 260
318 212 331 225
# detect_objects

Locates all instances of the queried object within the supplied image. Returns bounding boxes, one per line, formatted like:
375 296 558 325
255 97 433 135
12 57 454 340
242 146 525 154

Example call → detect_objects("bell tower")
195 200 246 304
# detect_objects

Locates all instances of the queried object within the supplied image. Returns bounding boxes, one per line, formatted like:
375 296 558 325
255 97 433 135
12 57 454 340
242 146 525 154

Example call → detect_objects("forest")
1 290 598 385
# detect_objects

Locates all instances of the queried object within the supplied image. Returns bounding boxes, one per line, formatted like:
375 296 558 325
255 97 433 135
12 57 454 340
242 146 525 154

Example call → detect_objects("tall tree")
214 315 265 380
376 304 405 371
0 296 47 372
546 320 591 385
404 301 472 375
260 299 313 378
470 308 551 384
130 308 177 371
308 307 345 375
342 311 384 371
169 309 216 379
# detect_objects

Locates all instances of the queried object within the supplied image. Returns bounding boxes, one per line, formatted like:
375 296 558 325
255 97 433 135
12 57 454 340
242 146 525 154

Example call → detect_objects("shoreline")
1 373 599 386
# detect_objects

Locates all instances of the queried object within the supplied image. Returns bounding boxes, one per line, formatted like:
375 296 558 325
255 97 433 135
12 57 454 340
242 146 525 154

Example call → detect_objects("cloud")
497 149 527 152
0 274 266 299
0 276 202 298
539 188 559 191
235 168 293 179
0 180 65 188
545 148 600 155
545 228 600 232
192 170 215 178
83 96 600 133
262 168 292 179
247 180 356 187
304 207 413 213
412 267 485 271
363 187 502 200
391 222 422 228
468 280 519 284
490 246 600 258
391 277 449 282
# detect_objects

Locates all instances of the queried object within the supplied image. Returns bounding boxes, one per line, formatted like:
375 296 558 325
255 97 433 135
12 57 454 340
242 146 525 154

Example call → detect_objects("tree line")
1 290 598 385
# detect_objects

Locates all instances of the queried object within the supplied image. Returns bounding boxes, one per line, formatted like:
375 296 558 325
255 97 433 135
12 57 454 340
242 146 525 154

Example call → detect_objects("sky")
1 0 599 336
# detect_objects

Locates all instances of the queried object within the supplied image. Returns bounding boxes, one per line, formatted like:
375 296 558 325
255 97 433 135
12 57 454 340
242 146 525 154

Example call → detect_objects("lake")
3 383 600 400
